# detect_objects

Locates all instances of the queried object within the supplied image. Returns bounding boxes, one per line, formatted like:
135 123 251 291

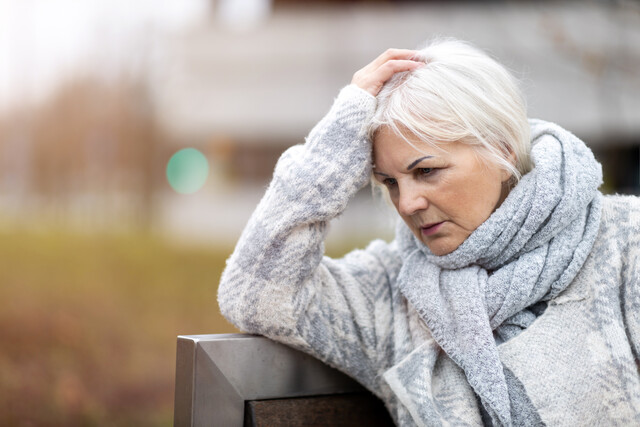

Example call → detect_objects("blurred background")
1 0 639 425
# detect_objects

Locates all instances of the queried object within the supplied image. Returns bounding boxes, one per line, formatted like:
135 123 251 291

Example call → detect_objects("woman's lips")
421 222 444 236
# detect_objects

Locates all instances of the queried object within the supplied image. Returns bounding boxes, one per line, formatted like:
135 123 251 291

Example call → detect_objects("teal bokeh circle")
166 148 209 194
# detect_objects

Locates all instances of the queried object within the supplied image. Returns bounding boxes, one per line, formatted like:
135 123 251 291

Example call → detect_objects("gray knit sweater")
218 85 640 426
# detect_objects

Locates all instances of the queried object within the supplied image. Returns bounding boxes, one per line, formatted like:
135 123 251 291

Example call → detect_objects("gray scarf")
394 119 603 426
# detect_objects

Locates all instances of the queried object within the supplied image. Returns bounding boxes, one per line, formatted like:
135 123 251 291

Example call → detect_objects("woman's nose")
397 182 429 216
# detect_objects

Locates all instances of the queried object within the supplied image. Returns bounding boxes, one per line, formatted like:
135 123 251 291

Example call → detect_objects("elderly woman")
217 39 640 426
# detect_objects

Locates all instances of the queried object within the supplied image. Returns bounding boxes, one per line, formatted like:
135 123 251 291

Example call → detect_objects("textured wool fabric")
393 119 603 426
218 85 640 426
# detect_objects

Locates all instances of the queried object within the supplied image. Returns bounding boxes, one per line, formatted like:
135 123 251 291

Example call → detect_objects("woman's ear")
500 144 517 183
500 168 512 184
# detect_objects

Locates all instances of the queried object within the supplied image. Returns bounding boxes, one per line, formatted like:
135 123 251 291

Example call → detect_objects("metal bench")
174 334 394 426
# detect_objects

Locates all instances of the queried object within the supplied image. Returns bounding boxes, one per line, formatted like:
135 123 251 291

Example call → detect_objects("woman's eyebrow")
407 156 433 171
373 171 390 178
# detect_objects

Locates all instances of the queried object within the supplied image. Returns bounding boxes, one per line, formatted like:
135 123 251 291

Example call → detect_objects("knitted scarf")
393 119 603 426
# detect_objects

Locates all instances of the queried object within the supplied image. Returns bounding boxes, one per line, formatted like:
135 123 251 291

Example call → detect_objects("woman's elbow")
217 272 249 330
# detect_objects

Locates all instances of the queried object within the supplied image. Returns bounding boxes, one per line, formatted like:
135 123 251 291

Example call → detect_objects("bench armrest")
174 334 366 426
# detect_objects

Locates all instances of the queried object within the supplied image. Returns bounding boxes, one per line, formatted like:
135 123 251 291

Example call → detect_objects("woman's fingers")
369 48 419 69
352 51 423 96
376 59 423 81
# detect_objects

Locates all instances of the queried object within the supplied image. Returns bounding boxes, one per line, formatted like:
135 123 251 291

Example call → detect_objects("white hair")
369 38 532 182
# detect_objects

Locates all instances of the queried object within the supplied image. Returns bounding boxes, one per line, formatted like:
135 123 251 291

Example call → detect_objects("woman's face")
373 127 511 256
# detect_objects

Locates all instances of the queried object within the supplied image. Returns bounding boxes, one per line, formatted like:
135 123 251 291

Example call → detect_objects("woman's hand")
351 48 423 97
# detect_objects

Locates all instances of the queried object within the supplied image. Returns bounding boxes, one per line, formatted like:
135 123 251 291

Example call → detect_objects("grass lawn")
0 227 237 426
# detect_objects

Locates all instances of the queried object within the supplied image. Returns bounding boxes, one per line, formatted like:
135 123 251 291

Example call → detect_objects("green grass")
0 227 237 426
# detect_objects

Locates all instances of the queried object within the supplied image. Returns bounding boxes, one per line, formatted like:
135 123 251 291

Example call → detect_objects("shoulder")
602 194 640 220
600 194 640 243
324 239 402 286
601 193 640 264
583 194 640 300
342 239 402 271
556 194 639 303
589 194 640 263
599 195 640 363
365 238 404 278
602 193 640 216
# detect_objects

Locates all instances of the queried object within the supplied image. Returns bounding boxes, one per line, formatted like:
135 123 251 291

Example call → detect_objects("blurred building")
149 1 640 245
0 1 638 245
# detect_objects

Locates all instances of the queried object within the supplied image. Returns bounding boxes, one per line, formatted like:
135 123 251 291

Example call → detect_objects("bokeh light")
166 148 209 194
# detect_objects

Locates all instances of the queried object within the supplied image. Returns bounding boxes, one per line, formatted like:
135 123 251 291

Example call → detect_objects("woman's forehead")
373 126 448 159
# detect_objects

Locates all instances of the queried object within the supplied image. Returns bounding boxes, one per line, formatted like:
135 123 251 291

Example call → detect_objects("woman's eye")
383 178 397 187
419 168 433 175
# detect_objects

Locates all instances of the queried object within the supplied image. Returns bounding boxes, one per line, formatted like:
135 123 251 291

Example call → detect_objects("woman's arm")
218 50 421 389
218 83 376 333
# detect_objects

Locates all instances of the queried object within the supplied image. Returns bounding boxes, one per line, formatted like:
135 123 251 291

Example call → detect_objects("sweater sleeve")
217 85 399 390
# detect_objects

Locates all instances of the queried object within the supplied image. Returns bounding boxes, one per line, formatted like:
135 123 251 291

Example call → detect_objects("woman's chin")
411 227 458 256
421 235 459 256
427 244 455 256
